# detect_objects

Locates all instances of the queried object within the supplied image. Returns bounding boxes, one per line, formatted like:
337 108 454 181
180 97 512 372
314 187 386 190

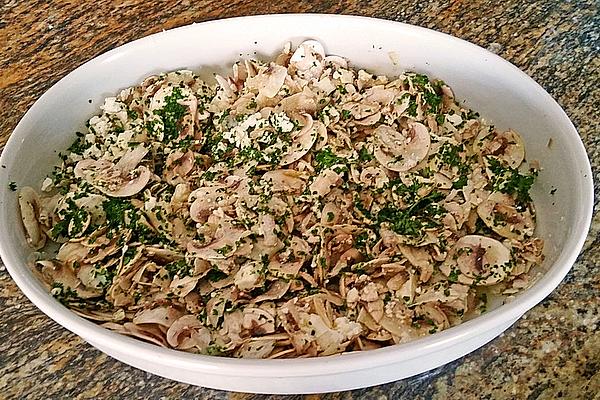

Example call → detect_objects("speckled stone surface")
1 1 599 399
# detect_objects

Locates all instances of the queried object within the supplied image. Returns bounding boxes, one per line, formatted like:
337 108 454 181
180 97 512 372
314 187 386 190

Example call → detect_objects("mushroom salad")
18 41 543 358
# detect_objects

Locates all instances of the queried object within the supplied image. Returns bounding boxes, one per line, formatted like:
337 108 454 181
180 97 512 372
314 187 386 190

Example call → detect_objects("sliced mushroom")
166 315 212 350
234 261 265 291
474 129 525 168
77 264 107 291
320 202 341 226
441 235 512 286
289 40 325 80
343 102 381 120
253 280 291 303
279 114 320 165
323 55 348 69
261 169 307 193
236 340 276 359
374 122 430 172
309 168 342 197
417 303 449 330
279 88 317 114
164 150 195 185
398 245 433 283
188 183 235 223
74 146 150 197
477 192 534 240
246 63 288 98
170 275 200 297
360 166 389 189
103 322 168 348
132 306 184 327
242 307 276 335
18 187 46 250
38 260 101 299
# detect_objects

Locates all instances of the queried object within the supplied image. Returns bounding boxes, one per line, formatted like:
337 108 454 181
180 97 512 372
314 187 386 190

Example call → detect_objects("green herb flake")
487 157 537 203
207 268 228 282
448 269 459 283
152 87 187 142
67 132 92 155
358 146 374 162
314 148 345 171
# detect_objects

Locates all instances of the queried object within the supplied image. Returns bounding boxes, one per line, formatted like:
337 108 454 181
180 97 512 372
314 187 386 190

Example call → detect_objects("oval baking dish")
0 14 593 394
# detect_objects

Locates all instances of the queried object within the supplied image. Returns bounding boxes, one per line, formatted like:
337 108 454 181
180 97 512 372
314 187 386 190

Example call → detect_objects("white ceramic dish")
0 14 593 394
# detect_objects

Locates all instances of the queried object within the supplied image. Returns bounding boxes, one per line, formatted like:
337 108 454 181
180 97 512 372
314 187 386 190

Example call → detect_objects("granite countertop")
1 1 598 399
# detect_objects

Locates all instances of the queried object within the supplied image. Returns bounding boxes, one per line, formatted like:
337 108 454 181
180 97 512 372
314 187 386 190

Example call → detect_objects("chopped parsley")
50 199 90 239
377 191 445 237
102 198 134 229
411 74 429 86
148 87 187 141
406 95 418 117
206 268 228 282
448 269 460 283
215 244 233 256
438 143 470 189
67 132 91 155
165 259 191 278
358 146 374 162
127 109 139 120
50 282 80 305
314 148 346 170
487 157 537 203
423 90 442 114
8 181 17 191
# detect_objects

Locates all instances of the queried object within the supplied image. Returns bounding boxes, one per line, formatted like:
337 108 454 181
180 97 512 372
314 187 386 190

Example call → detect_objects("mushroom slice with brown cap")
188 224 251 260
309 168 342 198
242 307 276 335
18 187 46 250
74 146 151 198
261 169 307 193
166 315 212 350
236 340 276 359
103 322 168 348
279 114 320 165
441 235 512 286
474 129 525 168
164 150 195 185
477 192 534 240
188 184 228 223
374 122 430 172
132 306 184 328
